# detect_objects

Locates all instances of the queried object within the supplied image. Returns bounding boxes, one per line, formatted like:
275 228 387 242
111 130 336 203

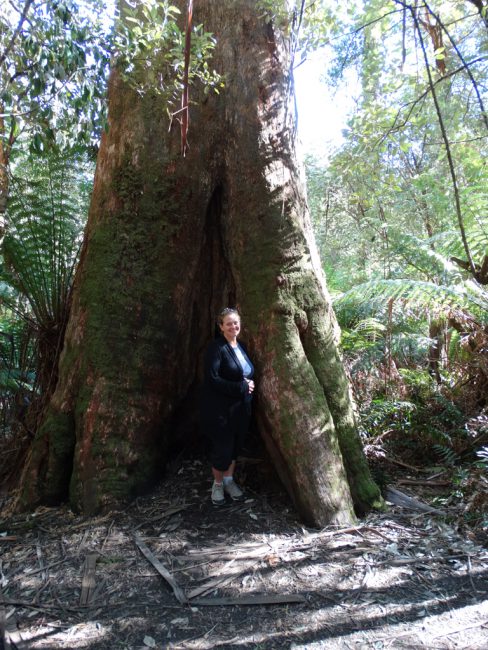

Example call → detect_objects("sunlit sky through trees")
294 49 355 159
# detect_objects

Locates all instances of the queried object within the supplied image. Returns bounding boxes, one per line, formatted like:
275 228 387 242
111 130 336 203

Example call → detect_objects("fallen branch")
192 593 306 606
384 486 447 515
186 561 257 600
397 479 450 487
135 535 187 604
384 457 423 471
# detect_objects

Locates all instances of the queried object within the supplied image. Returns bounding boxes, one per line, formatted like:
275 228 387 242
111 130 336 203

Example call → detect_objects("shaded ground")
1 457 487 650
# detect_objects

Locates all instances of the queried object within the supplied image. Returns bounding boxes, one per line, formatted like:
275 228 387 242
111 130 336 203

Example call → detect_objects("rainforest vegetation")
0 0 487 537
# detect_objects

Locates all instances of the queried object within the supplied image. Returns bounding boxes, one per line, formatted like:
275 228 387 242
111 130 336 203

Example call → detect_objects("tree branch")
424 1 488 132
375 56 487 147
0 0 35 68
408 4 478 280
466 0 488 31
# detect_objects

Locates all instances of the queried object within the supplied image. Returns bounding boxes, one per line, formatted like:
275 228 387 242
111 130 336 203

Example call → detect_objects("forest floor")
1 456 487 650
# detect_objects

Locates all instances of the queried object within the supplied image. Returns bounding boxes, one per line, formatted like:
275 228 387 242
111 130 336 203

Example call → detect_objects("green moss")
112 157 144 208
58 144 190 512
300 307 384 514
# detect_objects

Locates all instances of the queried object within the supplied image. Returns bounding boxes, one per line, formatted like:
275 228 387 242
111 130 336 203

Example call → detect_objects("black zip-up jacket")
200 336 254 437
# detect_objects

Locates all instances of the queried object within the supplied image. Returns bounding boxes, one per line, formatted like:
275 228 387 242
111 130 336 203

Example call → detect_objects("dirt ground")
1 457 487 650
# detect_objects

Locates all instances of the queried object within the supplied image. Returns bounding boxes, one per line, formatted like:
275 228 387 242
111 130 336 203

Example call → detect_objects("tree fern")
0 151 91 427
0 298 36 435
3 152 90 327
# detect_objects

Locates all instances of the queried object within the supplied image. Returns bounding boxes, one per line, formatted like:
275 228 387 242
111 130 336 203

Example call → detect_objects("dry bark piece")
80 553 98 606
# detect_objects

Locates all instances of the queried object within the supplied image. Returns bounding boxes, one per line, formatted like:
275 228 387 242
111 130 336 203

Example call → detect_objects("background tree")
0 0 112 230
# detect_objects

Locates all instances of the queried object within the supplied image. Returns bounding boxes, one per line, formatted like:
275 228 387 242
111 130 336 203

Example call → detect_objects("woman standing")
201 308 255 505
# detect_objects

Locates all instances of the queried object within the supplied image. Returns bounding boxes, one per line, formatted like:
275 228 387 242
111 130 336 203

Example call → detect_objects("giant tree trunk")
18 0 382 526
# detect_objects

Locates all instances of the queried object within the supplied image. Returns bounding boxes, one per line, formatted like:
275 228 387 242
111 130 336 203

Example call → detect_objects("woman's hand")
245 379 255 394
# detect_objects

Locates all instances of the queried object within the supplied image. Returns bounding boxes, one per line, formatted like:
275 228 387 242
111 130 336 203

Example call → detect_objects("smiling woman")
200 308 255 506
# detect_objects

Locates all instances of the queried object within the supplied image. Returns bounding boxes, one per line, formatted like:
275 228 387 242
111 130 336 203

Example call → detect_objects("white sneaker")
211 482 225 505
224 479 244 501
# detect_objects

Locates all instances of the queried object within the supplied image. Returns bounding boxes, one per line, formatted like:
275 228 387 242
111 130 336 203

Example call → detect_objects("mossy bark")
17 0 382 524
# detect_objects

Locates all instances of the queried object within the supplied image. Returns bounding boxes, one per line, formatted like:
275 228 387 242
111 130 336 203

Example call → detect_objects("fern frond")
433 444 460 466
334 278 488 327
354 318 386 338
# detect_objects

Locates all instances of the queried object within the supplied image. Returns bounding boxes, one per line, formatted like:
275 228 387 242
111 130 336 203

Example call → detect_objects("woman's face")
219 313 240 339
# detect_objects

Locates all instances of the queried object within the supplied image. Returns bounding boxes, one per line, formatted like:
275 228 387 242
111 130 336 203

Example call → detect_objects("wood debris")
384 486 448 515
80 553 98 606
135 535 187 604
192 593 306 606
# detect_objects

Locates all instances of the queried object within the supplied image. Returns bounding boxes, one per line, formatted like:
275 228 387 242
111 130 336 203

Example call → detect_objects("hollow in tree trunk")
17 0 382 527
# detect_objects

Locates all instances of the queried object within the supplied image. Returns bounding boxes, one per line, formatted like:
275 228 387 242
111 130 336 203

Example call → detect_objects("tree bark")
17 0 382 526
0 115 9 241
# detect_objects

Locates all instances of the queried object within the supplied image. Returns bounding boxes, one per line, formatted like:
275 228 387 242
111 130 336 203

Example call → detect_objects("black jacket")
200 336 254 437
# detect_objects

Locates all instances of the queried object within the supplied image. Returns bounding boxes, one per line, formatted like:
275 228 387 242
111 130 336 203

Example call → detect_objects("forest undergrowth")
344 345 488 545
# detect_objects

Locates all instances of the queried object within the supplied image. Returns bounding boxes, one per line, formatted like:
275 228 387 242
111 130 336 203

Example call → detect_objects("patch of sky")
294 47 358 162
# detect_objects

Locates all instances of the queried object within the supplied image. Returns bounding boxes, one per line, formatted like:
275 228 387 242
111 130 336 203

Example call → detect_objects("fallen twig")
2 598 81 614
134 504 192 531
24 557 68 576
376 553 469 566
466 554 484 594
186 560 257 600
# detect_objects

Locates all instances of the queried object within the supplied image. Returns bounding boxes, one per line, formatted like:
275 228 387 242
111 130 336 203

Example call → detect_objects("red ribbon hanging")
181 0 193 156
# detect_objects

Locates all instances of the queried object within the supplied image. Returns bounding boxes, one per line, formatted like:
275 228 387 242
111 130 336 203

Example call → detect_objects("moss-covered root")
256 311 357 527
301 307 385 515
16 407 75 510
